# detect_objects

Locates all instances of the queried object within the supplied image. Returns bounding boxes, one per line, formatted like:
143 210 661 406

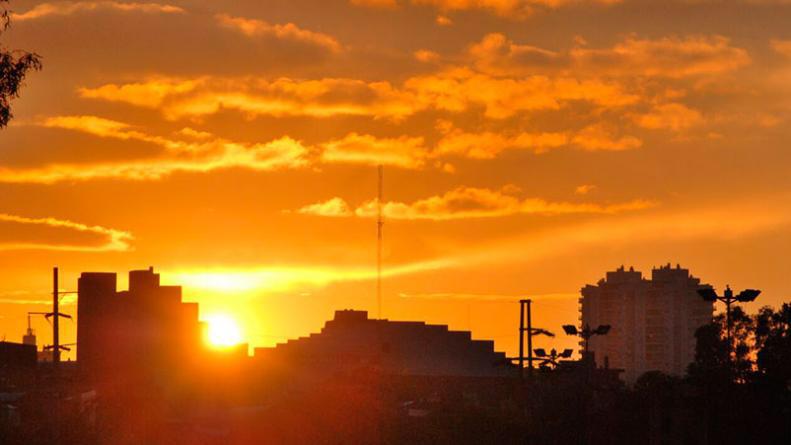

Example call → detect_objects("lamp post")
562 324 611 364
533 348 574 370
697 285 760 358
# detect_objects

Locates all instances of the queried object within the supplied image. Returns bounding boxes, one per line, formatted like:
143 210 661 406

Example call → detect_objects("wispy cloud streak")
11 1 184 21
297 186 656 220
0 213 133 251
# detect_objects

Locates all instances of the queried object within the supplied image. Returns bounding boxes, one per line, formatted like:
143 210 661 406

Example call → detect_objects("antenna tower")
377 165 384 319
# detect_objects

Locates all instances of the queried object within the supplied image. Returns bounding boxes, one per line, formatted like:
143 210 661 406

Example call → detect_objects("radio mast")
377 165 384 320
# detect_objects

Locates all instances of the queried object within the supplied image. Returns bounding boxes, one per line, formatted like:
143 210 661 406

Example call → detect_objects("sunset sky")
1 0 791 358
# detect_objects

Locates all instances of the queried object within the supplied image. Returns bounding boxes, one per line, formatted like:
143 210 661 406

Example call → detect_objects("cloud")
1 115 310 183
350 0 398 7
770 39 791 58
78 78 203 108
2 115 438 183
78 77 417 120
469 33 564 76
215 14 343 53
632 103 704 131
0 136 309 183
405 68 638 119
351 0 621 19
40 115 184 149
0 213 132 251
575 184 596 195
320 133 428 168
570 35 751 78
11 1 184 21
434 122 642 158
435 124 568 159
290 193 791 293
297 186 656 220
572 124 642 151
434 120 642 158
466 33 751 79
296 197 354 217
78 69 638 121
414 49 441 63
436 15 453 26
0 139 309 183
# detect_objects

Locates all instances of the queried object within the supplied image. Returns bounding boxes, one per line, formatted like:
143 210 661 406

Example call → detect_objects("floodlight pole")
563 324 610 364
699 285 761 361
533 349 572 369
723 286 735 349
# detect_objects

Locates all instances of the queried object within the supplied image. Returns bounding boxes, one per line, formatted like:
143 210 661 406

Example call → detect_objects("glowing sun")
205 314 243 348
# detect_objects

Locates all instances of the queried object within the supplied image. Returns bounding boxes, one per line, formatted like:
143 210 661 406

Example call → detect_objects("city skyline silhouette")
2 0 791 363
2 0 791 443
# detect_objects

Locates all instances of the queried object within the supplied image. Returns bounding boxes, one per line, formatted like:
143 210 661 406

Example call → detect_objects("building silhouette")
0 341 37 370
77 267 204 382
254 310 513 378
580 264 713 383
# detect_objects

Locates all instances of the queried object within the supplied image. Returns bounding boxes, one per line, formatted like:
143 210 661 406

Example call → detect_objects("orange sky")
1 0 790 359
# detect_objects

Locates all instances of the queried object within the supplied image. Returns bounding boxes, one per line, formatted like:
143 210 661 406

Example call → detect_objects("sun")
204 314 243 348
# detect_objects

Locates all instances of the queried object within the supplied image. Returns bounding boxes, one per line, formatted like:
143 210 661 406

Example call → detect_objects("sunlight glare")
204 314 243 348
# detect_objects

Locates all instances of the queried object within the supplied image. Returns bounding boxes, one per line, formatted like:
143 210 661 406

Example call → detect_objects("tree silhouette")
755 304 791 386
688 306 756 384
1 0 41 128
688 316 733 385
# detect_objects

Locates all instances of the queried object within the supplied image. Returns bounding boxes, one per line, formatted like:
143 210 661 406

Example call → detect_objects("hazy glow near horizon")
204 314 243 348
168 266 382 294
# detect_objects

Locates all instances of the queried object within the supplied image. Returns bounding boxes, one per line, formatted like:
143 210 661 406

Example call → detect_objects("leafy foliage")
0 0 42 128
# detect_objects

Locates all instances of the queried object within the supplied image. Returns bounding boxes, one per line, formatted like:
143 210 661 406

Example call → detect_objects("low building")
254 310 514 378
0 342 37 370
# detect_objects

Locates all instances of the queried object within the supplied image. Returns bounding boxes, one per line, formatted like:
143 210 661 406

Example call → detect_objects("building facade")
77 267 204 382
580 264 713 383
254 310 514 378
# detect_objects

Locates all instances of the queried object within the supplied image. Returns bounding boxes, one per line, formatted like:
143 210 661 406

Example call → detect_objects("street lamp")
697 285 760 357
562 324 611 362
533 348 574 369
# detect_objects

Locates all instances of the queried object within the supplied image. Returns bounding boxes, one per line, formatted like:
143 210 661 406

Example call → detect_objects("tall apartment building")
580 264 713 383
77 267 204 382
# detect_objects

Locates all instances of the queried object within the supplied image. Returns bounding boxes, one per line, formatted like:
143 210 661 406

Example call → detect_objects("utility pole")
46 267 73 369
53 267 60 365
518 299 554 379
519 301 525 375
